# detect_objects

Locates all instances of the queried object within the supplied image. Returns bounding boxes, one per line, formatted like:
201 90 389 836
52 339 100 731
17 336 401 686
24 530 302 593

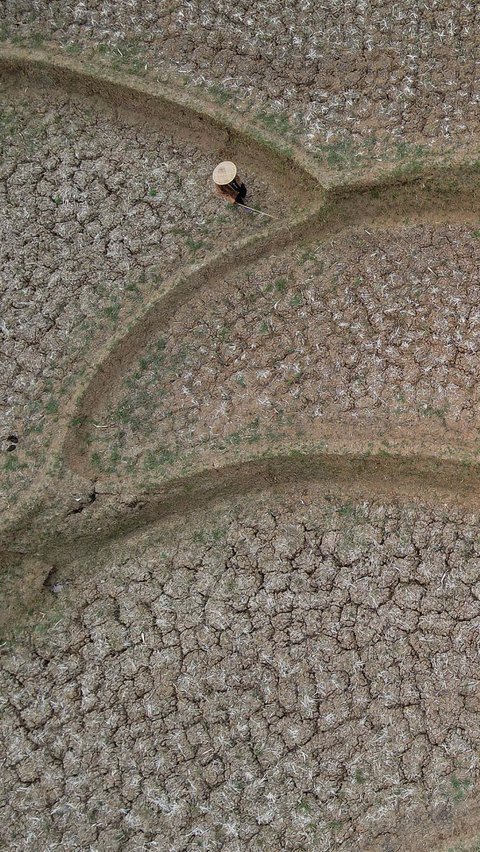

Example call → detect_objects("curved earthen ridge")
26 451 480 567
62 169 480 483
0 45 318 199
0 43 320 541
1 46 480 547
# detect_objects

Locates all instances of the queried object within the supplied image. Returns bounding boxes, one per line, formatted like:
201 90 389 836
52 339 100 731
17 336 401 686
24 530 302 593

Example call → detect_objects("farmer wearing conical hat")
212 161 247 205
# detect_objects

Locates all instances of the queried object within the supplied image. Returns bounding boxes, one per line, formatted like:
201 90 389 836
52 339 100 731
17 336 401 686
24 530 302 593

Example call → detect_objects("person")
212 161 247 205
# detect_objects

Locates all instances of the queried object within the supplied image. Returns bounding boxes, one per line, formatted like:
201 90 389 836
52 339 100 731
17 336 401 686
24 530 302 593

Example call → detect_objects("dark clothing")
230 178 246 195
237 185 247 204
230 178 247 203
216 177 247 205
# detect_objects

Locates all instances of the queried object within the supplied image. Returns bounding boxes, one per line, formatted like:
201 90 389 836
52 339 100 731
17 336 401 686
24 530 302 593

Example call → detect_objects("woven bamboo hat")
212 161 237 185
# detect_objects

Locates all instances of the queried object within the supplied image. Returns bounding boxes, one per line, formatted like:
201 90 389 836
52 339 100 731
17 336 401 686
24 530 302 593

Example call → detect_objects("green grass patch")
419 404 447 418
90 451 103 470
256 109 298 140
104 298 120 323
218 326 230 341
4 455 26 472
208 83 233 105
97 38 146 76
395 141 428 160
314 140 359 170
450 775 471 803
45 398 58 415
29 31 45 48
186 236 206 254
143 447 176 470
296 798 312 814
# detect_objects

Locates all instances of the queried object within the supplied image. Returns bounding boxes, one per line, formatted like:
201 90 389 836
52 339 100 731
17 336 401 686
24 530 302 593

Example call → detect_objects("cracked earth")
0 74 278 510
3 491 480 851
3 0 480 158
86 223 480 486
1 4 480 851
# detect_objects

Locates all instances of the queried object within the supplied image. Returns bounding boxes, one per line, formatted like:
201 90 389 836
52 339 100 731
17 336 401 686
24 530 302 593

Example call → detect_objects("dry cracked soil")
85 223 480 488
3 0 480 160
4 489 480 852
0 73 279 511
1 3 480 852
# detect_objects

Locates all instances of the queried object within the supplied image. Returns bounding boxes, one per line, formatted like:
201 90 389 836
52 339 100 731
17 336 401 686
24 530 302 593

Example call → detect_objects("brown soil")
62 167 480 481
3 2 479 158
80 222 480 491
3 485 480 851
0 48 308 513
2 31 480 852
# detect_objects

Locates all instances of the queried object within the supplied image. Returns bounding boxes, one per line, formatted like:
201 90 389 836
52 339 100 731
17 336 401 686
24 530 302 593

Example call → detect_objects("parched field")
3 0 479 157
1 3 480 851
0 72 283 510
3 489 480 851
84 223 480 487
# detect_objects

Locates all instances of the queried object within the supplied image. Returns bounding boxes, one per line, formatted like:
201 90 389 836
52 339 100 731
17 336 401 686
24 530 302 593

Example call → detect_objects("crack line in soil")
36 450 480 566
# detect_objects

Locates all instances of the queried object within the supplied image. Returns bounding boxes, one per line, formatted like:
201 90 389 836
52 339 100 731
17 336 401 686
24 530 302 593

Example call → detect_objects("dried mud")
1 10 480 852
3 1 480 157
0 70 288 511
63 165 480 490
85 223 480 487
3 488 480 851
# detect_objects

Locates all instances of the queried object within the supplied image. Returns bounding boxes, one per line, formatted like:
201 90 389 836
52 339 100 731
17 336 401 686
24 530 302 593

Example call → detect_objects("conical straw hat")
212 161 237 185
